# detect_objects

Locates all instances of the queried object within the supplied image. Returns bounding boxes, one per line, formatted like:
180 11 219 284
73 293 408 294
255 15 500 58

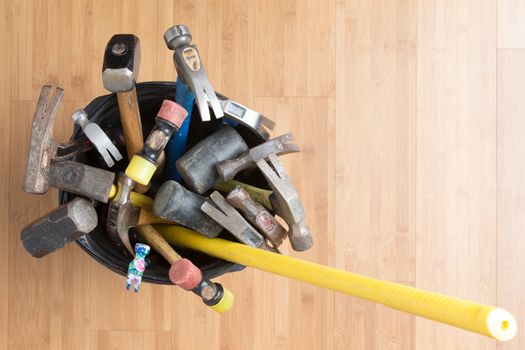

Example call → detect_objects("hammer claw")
202 191 268 249
203 82 223 120
216 133 300 182
194 87 212 122
24 85 64 194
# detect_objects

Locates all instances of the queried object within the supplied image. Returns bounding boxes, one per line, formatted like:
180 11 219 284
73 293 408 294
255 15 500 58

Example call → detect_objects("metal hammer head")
102 34 141 93
164 25 192 50
163 24 223 121
216 133 300 182
176 127 248 194
153 180 223 238
49 160 115 203
21 197 98 258
106 174 138 257
24 85 64 194
258 154 313 251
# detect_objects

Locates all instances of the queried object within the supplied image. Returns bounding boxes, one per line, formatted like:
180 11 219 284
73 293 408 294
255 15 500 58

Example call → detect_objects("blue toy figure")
126 243 151 292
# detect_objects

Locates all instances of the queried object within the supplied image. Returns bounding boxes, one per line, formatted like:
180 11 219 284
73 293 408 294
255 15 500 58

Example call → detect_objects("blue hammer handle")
164 78 195 182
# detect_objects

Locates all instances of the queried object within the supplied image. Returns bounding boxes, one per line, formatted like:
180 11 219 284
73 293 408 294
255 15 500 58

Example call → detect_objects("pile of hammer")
20 25 311 312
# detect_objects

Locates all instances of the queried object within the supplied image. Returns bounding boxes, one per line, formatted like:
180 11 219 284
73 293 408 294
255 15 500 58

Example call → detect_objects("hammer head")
21 197 97 258
102 34 141 93
24 85 64 194
176 127 248 194
164 25 192 50
106 174 138 257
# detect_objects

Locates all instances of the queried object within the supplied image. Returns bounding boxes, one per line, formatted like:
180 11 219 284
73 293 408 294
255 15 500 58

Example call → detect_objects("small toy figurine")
126 243 151 292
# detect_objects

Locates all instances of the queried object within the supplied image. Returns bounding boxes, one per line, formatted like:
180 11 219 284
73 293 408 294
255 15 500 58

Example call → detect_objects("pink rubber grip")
157 100 188 128
169 258 202 290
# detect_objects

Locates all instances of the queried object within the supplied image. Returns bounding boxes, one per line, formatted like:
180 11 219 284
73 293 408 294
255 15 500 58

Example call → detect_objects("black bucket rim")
60 81 266 284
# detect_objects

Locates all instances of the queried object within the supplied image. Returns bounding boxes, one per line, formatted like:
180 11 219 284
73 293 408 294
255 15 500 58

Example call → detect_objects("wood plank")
173 0 255 104
252 96 335 350
0 0 10 348
8 99 92 350
89 0 176 97
87 263 172 331
498 0 525 49
90 330 171 350
496 50 525 350
334 0 416 348
254 0 335 97
8 100 56 350
416 0 497 348
3 0 522 348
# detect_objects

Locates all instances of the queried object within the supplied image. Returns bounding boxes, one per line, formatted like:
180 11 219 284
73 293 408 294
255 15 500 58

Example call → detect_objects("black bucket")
60 82 269 284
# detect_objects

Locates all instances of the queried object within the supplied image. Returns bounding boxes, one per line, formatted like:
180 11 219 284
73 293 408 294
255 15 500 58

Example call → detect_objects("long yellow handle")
156 225 516 341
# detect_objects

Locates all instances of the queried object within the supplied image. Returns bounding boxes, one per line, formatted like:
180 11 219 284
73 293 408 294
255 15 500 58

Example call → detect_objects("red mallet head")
169 258 202 290
157 100 188 128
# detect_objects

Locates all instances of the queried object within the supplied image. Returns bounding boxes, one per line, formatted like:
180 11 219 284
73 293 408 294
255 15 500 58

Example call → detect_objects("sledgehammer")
158 225 517 342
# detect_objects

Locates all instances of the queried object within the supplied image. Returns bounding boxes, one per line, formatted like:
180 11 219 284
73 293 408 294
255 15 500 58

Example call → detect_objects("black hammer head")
21 197 98 258
24 85 64 194
102 34 141 93
176 127 248 194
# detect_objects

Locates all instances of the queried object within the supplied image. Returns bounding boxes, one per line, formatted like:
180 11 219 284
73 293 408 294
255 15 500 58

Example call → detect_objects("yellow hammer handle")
156 225 516 341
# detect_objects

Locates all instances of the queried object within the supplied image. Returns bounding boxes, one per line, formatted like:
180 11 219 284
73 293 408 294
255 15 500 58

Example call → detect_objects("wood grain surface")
1 0 523 349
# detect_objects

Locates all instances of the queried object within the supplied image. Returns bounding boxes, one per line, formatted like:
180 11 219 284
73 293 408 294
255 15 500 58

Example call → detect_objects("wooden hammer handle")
117 89 143 158
116 89 150 193
137 224 181 264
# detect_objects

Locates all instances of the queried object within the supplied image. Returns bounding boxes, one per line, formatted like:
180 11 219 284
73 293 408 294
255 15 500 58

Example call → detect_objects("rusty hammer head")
216 133 300 182
257 153 313 251
106 174 137 257
24 86 115 196
24 85 64 194
102 34 141 93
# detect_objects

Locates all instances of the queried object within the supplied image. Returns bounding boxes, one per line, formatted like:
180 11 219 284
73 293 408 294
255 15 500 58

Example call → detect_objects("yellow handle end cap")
209 288 235 313
126 156 157 186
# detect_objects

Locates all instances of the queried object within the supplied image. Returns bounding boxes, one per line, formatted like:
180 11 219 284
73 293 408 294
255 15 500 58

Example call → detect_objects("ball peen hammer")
164 25 223 122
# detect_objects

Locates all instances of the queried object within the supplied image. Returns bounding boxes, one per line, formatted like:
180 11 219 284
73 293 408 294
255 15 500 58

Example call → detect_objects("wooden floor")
1 0 524 349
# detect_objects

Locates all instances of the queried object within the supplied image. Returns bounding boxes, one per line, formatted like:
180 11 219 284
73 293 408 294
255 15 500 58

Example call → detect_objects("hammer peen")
164 25 223 122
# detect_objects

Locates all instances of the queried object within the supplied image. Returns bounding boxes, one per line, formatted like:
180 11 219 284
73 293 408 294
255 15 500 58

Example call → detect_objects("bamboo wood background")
1 0 524 349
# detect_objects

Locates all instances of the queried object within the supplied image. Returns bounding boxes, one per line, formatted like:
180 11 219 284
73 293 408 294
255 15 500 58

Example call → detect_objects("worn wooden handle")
137 224 181 264
116 89 143 158
116 89 150 193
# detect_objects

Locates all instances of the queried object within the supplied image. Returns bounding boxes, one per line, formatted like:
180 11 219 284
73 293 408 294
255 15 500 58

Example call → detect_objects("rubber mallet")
137 224 234 313
126 100 188 186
